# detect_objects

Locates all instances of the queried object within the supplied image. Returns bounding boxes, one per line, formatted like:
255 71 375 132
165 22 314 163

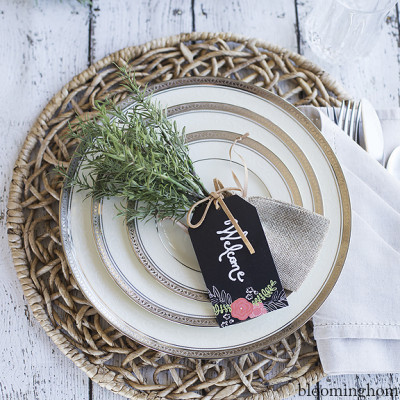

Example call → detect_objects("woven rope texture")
7 32 348 400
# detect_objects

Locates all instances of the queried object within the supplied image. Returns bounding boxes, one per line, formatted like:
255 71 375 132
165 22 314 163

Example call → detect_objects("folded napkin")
249 197 330 292
301 106 400 374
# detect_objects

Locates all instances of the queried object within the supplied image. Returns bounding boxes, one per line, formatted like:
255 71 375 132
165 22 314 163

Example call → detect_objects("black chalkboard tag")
188 195 288 328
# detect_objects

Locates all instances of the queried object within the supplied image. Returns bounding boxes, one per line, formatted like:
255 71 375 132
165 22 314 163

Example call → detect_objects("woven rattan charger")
7 32 349 399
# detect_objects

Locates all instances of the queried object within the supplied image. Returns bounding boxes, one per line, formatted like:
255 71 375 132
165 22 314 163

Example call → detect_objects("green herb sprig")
60 67 209 222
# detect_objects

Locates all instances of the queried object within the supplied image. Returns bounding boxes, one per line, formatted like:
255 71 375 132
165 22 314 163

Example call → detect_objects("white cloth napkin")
300 106 400 375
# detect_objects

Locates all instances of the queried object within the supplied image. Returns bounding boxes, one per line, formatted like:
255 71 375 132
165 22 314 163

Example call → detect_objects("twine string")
186 133 254 254
229 132 250 199
186 179 255 254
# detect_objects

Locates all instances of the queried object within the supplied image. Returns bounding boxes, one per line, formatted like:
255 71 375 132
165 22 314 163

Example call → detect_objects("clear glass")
305 0 397 64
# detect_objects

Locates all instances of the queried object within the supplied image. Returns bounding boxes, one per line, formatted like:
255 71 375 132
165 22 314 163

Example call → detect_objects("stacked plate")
60 77 350 358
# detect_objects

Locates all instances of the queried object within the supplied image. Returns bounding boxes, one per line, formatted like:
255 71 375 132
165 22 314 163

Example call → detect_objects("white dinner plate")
91 105 323 327
60 77 351 358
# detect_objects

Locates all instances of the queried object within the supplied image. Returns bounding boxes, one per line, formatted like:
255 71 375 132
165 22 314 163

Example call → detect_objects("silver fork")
326 100 362 142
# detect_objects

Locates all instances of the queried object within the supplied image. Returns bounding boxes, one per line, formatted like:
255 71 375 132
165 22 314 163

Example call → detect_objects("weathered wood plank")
90 0 193 64
296 0 400 108
193 0 298 52
0 273 90 399
90 0 193 397
0 0 90 398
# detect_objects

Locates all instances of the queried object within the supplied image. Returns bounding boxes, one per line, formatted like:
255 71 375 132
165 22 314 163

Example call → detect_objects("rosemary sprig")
60 67 209 222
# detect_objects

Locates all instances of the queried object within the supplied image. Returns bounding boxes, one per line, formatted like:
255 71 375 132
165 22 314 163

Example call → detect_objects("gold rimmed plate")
60 77 350 358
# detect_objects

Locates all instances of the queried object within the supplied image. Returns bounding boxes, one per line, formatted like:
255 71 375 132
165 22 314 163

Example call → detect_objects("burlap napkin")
249 196 330 292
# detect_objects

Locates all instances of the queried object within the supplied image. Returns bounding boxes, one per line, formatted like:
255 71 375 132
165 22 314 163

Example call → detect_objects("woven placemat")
7 32 349 400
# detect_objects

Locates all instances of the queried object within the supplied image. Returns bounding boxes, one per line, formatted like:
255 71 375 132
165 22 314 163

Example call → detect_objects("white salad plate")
60 77 351 358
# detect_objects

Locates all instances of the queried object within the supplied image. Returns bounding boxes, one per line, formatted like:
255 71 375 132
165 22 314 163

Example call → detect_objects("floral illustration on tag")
263 289 288 312
231 298 253 320
208 280 288 327
249 302 268 318
208 286 235 327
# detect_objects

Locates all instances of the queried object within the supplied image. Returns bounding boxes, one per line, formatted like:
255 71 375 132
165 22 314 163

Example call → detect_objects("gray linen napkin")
248 196 330 292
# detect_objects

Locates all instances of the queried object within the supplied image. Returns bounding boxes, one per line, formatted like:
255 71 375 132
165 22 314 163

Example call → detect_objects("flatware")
325 101 361 142
338 100 361 143
326 99 384 164
386 146 400 179
337 100 362 142
359 99 385 164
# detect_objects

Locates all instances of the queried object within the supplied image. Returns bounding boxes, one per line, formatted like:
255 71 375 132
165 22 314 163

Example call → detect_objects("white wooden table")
1 1 399 398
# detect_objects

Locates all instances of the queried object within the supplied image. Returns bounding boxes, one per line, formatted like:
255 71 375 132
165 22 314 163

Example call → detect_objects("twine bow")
186 133 255 255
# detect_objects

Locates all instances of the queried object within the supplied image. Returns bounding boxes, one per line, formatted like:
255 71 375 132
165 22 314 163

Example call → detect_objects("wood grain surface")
1 0 399 399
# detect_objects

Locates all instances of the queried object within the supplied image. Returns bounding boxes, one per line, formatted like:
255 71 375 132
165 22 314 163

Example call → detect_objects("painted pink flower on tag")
231 298 253 320
249 302 268 318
